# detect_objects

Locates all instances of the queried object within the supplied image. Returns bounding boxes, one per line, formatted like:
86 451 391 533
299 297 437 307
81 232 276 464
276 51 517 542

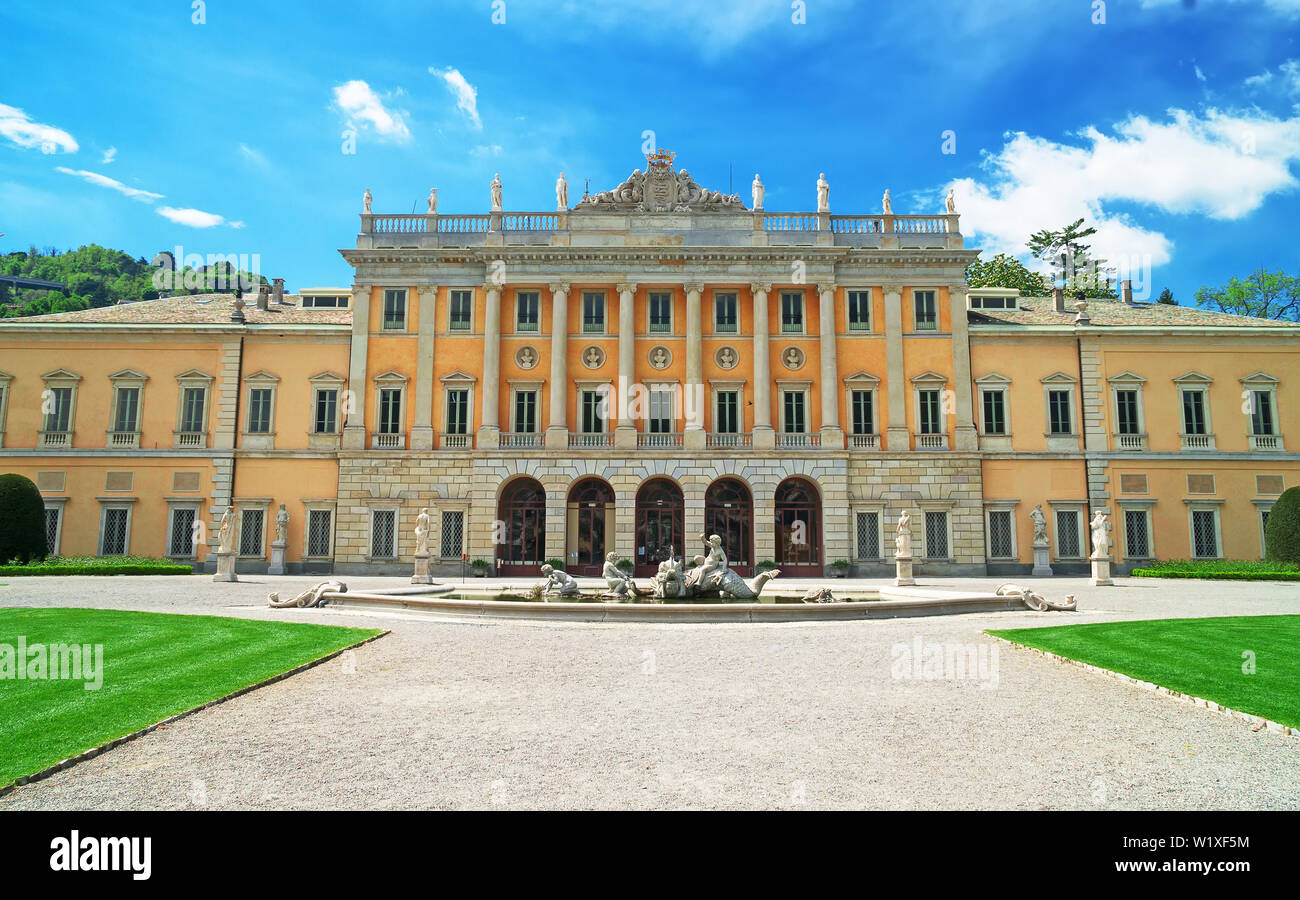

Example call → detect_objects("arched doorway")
705 478 753 575
496 477 546 575
774 477 822 576
566 477 615 576
635 478 684 577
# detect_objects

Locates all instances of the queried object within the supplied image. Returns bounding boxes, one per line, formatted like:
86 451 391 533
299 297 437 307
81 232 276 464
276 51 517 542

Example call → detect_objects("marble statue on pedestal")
362 189 372 214
816 173 829 212
752 174 764 210
895 510 913 558
414 508 431 556
945 187 957 214
1030 504 1048 545
490 173 503 211
1090 511 1111 558
556 173 568 210
275 504 289 544
1030 503 1053 577
427 189 438 214
217 507 234 554
882 189 892 215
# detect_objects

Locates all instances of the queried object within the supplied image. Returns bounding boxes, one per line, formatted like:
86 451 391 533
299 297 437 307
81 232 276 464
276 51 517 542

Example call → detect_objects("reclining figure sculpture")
995 583 1077 612
651 534 780 601
268 581 347 608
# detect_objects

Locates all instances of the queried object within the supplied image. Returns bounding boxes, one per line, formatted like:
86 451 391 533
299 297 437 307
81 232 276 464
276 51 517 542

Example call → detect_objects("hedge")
1264 486 1300 565
0 473 48 564
0 555 193 576
1131 559 1300 581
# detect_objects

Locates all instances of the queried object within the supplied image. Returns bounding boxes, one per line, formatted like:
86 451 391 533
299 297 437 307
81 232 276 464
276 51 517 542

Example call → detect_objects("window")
847 290 871 331
987 510 1014 559
581 389 605 433
169 507 197 557
370 509 396 559
180 387 206 433
855 511 880 559
514 391 537 433
1250 390 1275 436
969 294 1016 310
1055 509 1081 558
515 291 539 332
715 391 739 434
1191 509 1220 559
1048 390 1073 435
99 507 130 556
112 387 140 433
382 289 407 330
649 292 672 333
44 506 62 556
780 292 803 333
247 388 273 433
239 508 264 557
649 389 674 433
1182 390 1207 435
714 293 738 333
449 290 473 330
314 389 338 434
913 290 937 331
1124 509 1151 559
441 511 464 559
782 391 806 433
918 390 942 435
43 387 72 432
981 390 1006 435
851 390 874 435
307 509 333 557
378 388 403 434
582 292 605 333
301 294 347 308
446 389 470 434
1115 389 1140 435
924 511 948 559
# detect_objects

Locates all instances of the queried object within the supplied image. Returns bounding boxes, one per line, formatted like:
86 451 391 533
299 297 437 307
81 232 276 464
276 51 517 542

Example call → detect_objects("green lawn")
988 615 1300 729
0 608 381 789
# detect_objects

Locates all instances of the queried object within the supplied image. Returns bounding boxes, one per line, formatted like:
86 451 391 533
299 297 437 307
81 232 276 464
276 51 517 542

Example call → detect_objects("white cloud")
949 107 1300 269
553 0 852 51
55 166 163 201
1245 58 1300 99
1194 65 1207 83
156 206 227 228
238 142 269 168
1140 0 1300 16
333 80 411 142
430 67 482 130
471 143 503 158
0 103 78 154
101 146 116 164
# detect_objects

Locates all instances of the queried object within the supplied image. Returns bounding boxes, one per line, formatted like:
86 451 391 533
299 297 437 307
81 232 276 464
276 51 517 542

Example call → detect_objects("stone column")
478 282 502 448
817 283 843 449
615 282 637 450
883 287 909 452
750 282 774 450
948 284 977 451
684 282 705 449
342 284 371 450
545 283 570 450
410 285 438 450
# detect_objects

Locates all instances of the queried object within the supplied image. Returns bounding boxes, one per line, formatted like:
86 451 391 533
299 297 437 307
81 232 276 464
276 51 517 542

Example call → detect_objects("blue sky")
2 0 1298 299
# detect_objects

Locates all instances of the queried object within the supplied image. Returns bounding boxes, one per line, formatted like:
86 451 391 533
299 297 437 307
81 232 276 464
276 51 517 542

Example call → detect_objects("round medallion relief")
581 345 607 369
648 346 673 369
714 346 739 370
781 346 805 370
515 346 539 369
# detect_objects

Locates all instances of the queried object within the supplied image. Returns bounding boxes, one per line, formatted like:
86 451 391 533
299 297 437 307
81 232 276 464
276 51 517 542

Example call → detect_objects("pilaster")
545 282 570 450
883 287 909 451
342 284 371 450
410 284 437 450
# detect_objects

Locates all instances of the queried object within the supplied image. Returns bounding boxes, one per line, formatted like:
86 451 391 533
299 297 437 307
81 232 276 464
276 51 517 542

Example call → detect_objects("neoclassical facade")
1 155 1297 576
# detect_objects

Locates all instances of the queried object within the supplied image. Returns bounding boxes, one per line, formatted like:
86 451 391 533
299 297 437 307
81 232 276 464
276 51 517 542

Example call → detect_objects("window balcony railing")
1249 433 1284 451
776 432 821 449
1114 433 1148 451
915 433 949 450
848 433 880 450
173 431 207 449
1180 433 1215 451
372 432 405 450
638 432 683 449
38 430 70 449
570 432 613 449
107 430 141 450
706 432 752 449
439 432 471 450
500 432 541 448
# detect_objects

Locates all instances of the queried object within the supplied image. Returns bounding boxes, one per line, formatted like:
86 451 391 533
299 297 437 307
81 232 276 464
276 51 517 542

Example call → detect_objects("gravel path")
1 575 1296 810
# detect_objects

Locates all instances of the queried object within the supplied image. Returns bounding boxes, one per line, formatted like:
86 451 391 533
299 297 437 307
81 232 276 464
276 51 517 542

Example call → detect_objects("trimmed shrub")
1131 558 1300 581
0 473 48 564
0 555 193 576
1264 487 1300 565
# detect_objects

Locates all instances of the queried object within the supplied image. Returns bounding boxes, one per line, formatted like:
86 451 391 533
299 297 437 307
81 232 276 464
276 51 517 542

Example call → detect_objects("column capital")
615 282 638 296
481 282 503 294
817 282 837 297
548 282 570 296
351 284 371 300
683 282 704 295
881 284 905 296
417 284 438 297
749 282 771 296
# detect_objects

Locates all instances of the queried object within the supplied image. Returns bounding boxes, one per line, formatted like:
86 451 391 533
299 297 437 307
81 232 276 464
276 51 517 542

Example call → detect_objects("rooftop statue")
752 174 764 211
817 173 829 212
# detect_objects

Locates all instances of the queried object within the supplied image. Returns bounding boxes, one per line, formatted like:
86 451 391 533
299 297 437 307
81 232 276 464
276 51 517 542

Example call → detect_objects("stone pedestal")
683 428 706 450
1031 542 1053 577
412 551 432 585
894 554 915 587
751 425 775 451
268 540 287 576
1091 555 1113 586
213 551 237 583
614 425 637 449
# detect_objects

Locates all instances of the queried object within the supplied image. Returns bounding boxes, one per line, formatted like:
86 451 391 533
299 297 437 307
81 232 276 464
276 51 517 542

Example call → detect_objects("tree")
1194 268 1300 322
965 253 1049 295
0 473 48 564
1027 218 1116 298
1157 288 1176 305
1264 487 1300 564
